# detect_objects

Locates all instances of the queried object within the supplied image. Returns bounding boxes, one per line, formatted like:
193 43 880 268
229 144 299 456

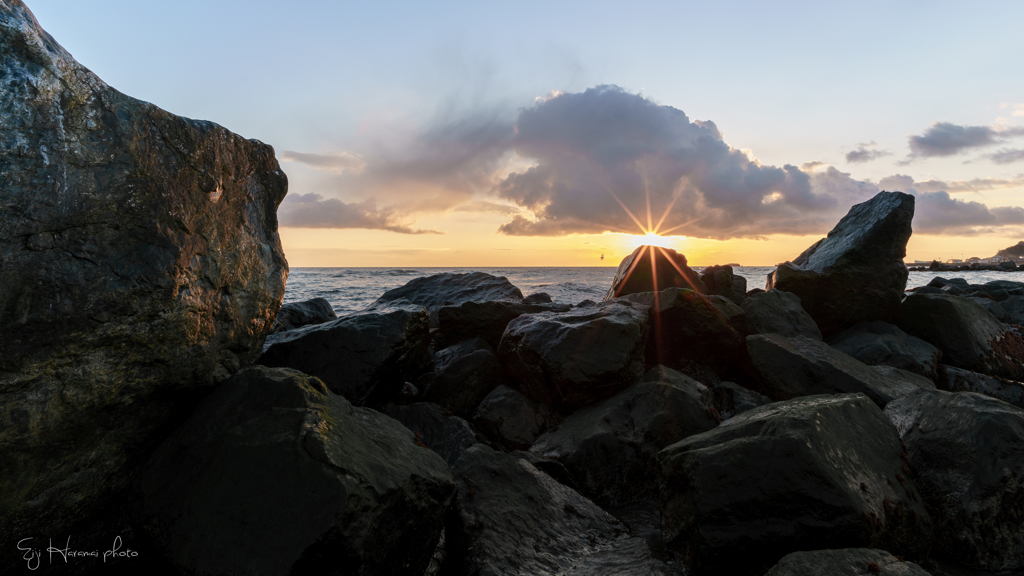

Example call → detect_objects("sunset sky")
30 0 1024 266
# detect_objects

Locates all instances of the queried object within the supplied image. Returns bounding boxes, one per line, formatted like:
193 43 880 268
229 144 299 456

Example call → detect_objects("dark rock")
270 297 336 333
969 296 1007 321
372 272 523 326
137 366 455 576
498 301 649 411
511 451 580 492
927 277 969 290
764 548 932 576
937 364 1024 410
870 365 938 393
885 389 1024 572
385 402 478 466
940 284 967 296
577 299 597 307
767 191 915 336
604 245 706 301
620 288 748 378
530 366 718 506
659 393 933 575
741 289 822 340
699 265 744 304
0 3 288 547
524 292 553 304
1001 295 1024 325
417 338 505 418
897 293 1024 380
912 285 944 295
437 300 571 351
713 381 773 420
732 274 748 300
259 301 431 405
473 385 554 450
747 334 932 406
828 321 942 380
446 444 675 576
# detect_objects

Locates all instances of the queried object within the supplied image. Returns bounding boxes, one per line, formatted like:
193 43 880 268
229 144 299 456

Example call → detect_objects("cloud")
277 193 442 234
452 200 522 215
1000 102 1024 118
878 174 1024 193
845 144 892 164
801 161 828 171
914 190 1024 235
281 150 367 174
982 148 1024 165
907 122 1024 158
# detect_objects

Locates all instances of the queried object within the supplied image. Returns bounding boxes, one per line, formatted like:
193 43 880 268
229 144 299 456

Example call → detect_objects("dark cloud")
878 174 1024 193
907 122 1024 158
914 190 1024 235
845 146 891 163
277 193 441 234
983 148 1024 165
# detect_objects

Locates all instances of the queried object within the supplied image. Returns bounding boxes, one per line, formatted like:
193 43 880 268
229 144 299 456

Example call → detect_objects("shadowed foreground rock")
385 402 478 466
828 321 942 381
740 289 822 340
437 300 571 350
768 191 914 336
604 245 706 301
445 444 677 575
764 548 931 576
937 364 1024 408
270 297 336 333
417 337 505 418
658 394 932 575
0 1 287 549
885 389 1024 572
473 385 554 450
138 366 455 576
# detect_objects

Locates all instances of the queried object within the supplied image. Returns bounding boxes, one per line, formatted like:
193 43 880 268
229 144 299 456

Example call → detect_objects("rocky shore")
3 3 1024 575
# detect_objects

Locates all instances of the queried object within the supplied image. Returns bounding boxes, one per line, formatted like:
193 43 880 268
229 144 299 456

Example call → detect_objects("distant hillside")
996 241 1024 259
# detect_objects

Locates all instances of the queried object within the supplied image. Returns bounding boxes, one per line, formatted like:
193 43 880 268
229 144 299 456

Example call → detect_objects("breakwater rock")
0 0 287 552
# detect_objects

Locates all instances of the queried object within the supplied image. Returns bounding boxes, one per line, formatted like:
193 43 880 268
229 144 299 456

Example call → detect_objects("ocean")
283 266 1024 316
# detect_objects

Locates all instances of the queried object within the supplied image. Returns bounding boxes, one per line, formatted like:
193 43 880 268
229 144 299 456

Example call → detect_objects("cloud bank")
845 142 891 164
907 122 1024 158
277 193 441 234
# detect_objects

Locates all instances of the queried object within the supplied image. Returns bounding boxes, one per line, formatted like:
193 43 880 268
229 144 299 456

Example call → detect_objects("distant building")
946 259 962 264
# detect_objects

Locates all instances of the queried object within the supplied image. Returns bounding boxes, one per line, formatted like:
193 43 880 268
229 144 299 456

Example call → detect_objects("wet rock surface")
885 389 1024 572
498 301 649 411
764 548 932 576
437 299 571 350
937 364 1024 409
270 297 336 333
137 366 455 576
604 245 705 301
768 191 915 336
417 337 505 418
829 321 942 381
384 402 478 466
259 301 431 405
372 271 523 325
712 380 773 420
741 289 823 340
473 385 554 450
659 394 933 576
0 1 288 548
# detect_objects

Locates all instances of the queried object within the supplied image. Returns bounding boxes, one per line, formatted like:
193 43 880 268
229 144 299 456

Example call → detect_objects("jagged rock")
372 272 523 325
437 300 571 351
712 381 772 420
530 366 718 506
897 293 1024 380
699 265 744 304
619 288 748 378
937 364 1024 408
473 385 553 450
885 389 1024 572
764 548 932 576
445 444 676 576
870 365 937 393
385 402 478 466
524 292 552 304
416 338 505 418
767 191 915 336
659 394 933 575
747 334 931 406
259 302 431 405
828 321 942 380
0 2 288 548
740 289 822 340
137 366 455 576
497 301 649 411
270 297 336 333
604 245 706 301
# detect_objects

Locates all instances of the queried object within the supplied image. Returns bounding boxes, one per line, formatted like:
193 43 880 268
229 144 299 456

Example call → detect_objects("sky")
27 0 1024 266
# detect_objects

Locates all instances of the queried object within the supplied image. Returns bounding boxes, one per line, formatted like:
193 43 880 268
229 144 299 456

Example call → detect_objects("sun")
627 232 682 250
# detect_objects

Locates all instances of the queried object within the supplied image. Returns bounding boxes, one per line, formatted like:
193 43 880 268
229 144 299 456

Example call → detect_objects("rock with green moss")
138 366 455 576
0 0 287 552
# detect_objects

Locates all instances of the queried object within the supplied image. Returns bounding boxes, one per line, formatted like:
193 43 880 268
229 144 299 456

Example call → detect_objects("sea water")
284 266 1024 316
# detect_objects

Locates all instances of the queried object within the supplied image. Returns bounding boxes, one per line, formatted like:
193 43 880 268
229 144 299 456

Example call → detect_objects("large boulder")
884 389 1024 572
270 297 337 333
747 334 933 406
497 301 649 411
259 302 431 405
699 265 744 304
417 338 505 418
437 300 571 350
445 444 675 576
530 366 718 506
604 245 706 301
740 289 822 340
937 364 1024 409
897 292 1024 380
764 549 931 576
620 288 749 379
767 191 914 336
137 366 455 576
384 402 478 467
372 271 523 325
658 394 933 575
473 385 554 450
828 321 942 381
1000 294 1024 325
712 381 773 420
0 2 288 549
